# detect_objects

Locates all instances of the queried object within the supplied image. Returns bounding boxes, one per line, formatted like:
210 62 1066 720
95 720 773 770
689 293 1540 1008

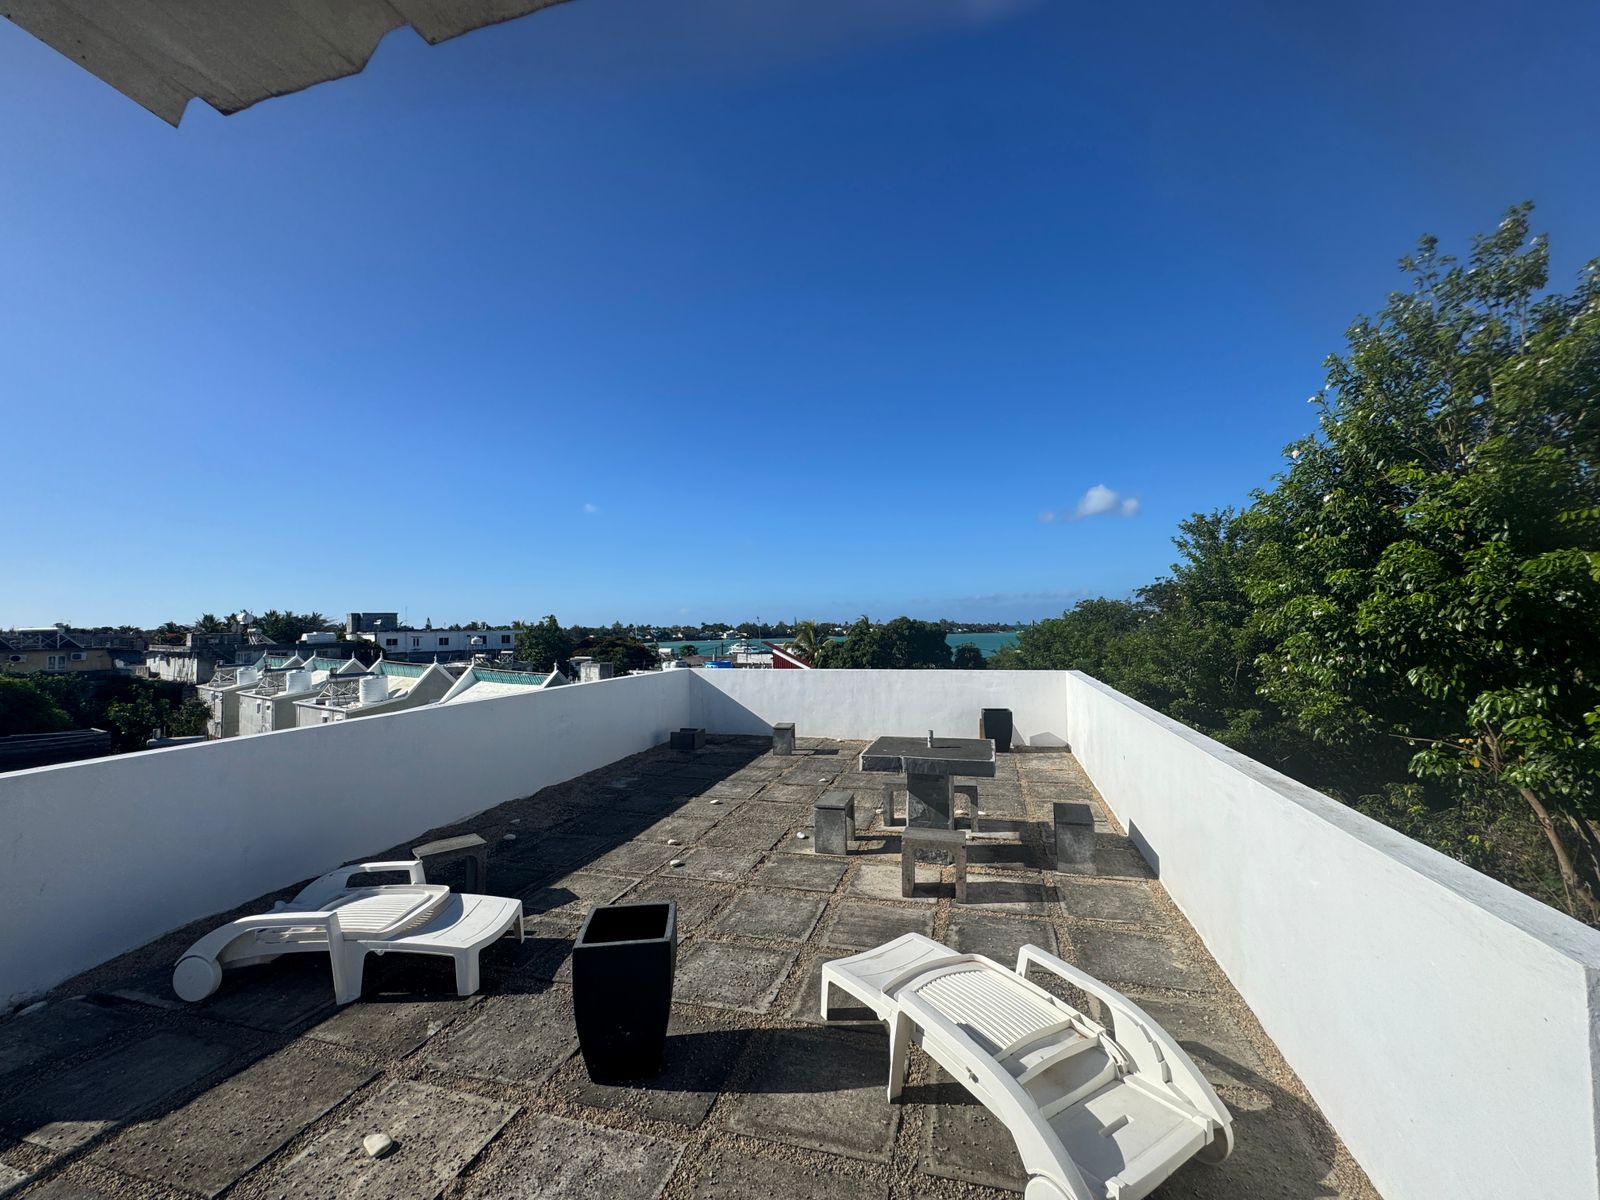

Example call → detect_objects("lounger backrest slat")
912 966 1064 1056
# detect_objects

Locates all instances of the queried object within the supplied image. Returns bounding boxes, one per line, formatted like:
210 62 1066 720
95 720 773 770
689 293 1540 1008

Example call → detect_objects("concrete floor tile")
1128 994 1269 1092
1 1032 237 1153
518 871 637 927
917 1071 1025 1191
560 1015 749 1128
415 990 576 1086
687 1150 888 1198
618 878 730 934
0 1000 138 1082
95 1042 375 1198
822 901 936 950
675 942 798 1014
269 1079 517 1200
1069 927 1212 992
752 854 848 893
702 809 795 851
664 847 763 884
962 872 1053 915
191 954 337 1032
945 912 1058 965
462 1113 680 1199
847 860 933 903
1055 877 1164 925
723 1028 898 1162
709 890 826 942
588 840 679 877
307 995 479 1060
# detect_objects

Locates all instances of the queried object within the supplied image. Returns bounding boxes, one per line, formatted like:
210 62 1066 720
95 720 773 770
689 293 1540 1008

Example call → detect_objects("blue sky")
3 0 1598 629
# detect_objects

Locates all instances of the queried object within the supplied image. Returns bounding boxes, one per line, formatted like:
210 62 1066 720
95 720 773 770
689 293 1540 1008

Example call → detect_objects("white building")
439 665 566 704
236 656 362 737
292 661 456 726
354 627 520 660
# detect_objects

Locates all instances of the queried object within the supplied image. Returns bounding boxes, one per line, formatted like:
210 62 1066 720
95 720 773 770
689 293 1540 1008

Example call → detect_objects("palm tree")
790 620 827 664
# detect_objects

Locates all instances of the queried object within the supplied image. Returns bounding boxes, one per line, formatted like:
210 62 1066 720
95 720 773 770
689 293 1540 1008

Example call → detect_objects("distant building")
145 631 247 684
0 629 115 675
353 625 520 662
439 665 565 704
768 642 812 670
236 656 364 737
292 661 456 726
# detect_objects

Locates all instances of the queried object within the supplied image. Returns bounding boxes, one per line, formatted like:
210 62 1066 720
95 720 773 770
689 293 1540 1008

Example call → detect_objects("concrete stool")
411 833 489 893
1053 802 1096 874
902 827 969 902
772 723 796 756
670 727 706 752
813 790 856 856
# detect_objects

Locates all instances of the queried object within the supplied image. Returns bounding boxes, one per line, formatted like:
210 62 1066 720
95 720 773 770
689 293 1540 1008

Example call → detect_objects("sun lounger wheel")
172 955 223 1002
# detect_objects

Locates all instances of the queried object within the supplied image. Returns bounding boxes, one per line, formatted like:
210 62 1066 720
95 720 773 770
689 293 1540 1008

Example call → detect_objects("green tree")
0 675 73 736
1243 205 1600 918
152 620 187 645
574 634 656 675
255 610 333 644
193 613 226 634
166 698 211 738
816 616 952 669
789 620 830 664
952 642 987 670
514 615 576 676
1000 598 1145 677
679 644 699 659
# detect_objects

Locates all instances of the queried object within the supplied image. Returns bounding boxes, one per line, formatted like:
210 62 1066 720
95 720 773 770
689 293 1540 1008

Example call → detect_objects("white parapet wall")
687 668 1068 746
0 670 693 1009
1062 670 1600 1200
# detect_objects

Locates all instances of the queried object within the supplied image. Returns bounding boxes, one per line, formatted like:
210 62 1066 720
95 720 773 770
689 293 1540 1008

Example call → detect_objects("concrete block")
771 723 795 755
670 727 706 752
1054 801 1096 874
812 791 854 856
411 833 488 894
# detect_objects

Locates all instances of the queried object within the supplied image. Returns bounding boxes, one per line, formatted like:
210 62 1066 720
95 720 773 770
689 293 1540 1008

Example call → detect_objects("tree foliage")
1002 205 1600 922
514 615 576 676
255 610 333 644
815 617 951 669
952 642 987 670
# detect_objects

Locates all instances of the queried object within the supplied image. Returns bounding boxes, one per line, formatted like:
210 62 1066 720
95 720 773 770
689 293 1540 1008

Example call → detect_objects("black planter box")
572 901 677 1083
980 707 1014 752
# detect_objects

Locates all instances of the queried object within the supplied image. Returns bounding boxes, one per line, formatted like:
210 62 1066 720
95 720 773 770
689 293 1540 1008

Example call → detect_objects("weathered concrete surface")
822 900 936 950
0 1000 135 1080
559 1014 749 1128
268 1080 517 1200
1070 925 1212 992
709 890 825 942
675 942 797 1013
1 1031 237 1153
686 1150 889 1198
723 1029 900 1161
415 991 575 1087
95 1043 375 1197
462 1112 680 1198
10 737 1376 1200
753 855 847 892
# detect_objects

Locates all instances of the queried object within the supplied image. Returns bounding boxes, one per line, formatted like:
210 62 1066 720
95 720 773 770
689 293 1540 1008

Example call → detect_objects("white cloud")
581 502 599 514
1040 486 1141 523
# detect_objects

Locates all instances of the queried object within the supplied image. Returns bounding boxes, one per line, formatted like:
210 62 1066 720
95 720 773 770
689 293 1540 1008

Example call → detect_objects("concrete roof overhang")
3 0 572 125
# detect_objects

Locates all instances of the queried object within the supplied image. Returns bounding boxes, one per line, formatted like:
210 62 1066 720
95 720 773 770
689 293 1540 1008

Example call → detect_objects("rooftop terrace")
2 667 1597 1200
0 737 1372 1200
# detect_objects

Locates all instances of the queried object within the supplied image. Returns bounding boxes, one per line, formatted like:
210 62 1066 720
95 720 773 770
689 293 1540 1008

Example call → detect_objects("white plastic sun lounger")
822 933 1232 1200
172 859 523 1006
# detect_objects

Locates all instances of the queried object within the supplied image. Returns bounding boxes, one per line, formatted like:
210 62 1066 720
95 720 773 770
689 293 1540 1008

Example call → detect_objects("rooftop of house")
0 738 1374 1200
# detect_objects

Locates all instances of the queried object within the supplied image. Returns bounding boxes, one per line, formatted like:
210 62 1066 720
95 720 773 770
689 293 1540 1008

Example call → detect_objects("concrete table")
860 735 995 830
